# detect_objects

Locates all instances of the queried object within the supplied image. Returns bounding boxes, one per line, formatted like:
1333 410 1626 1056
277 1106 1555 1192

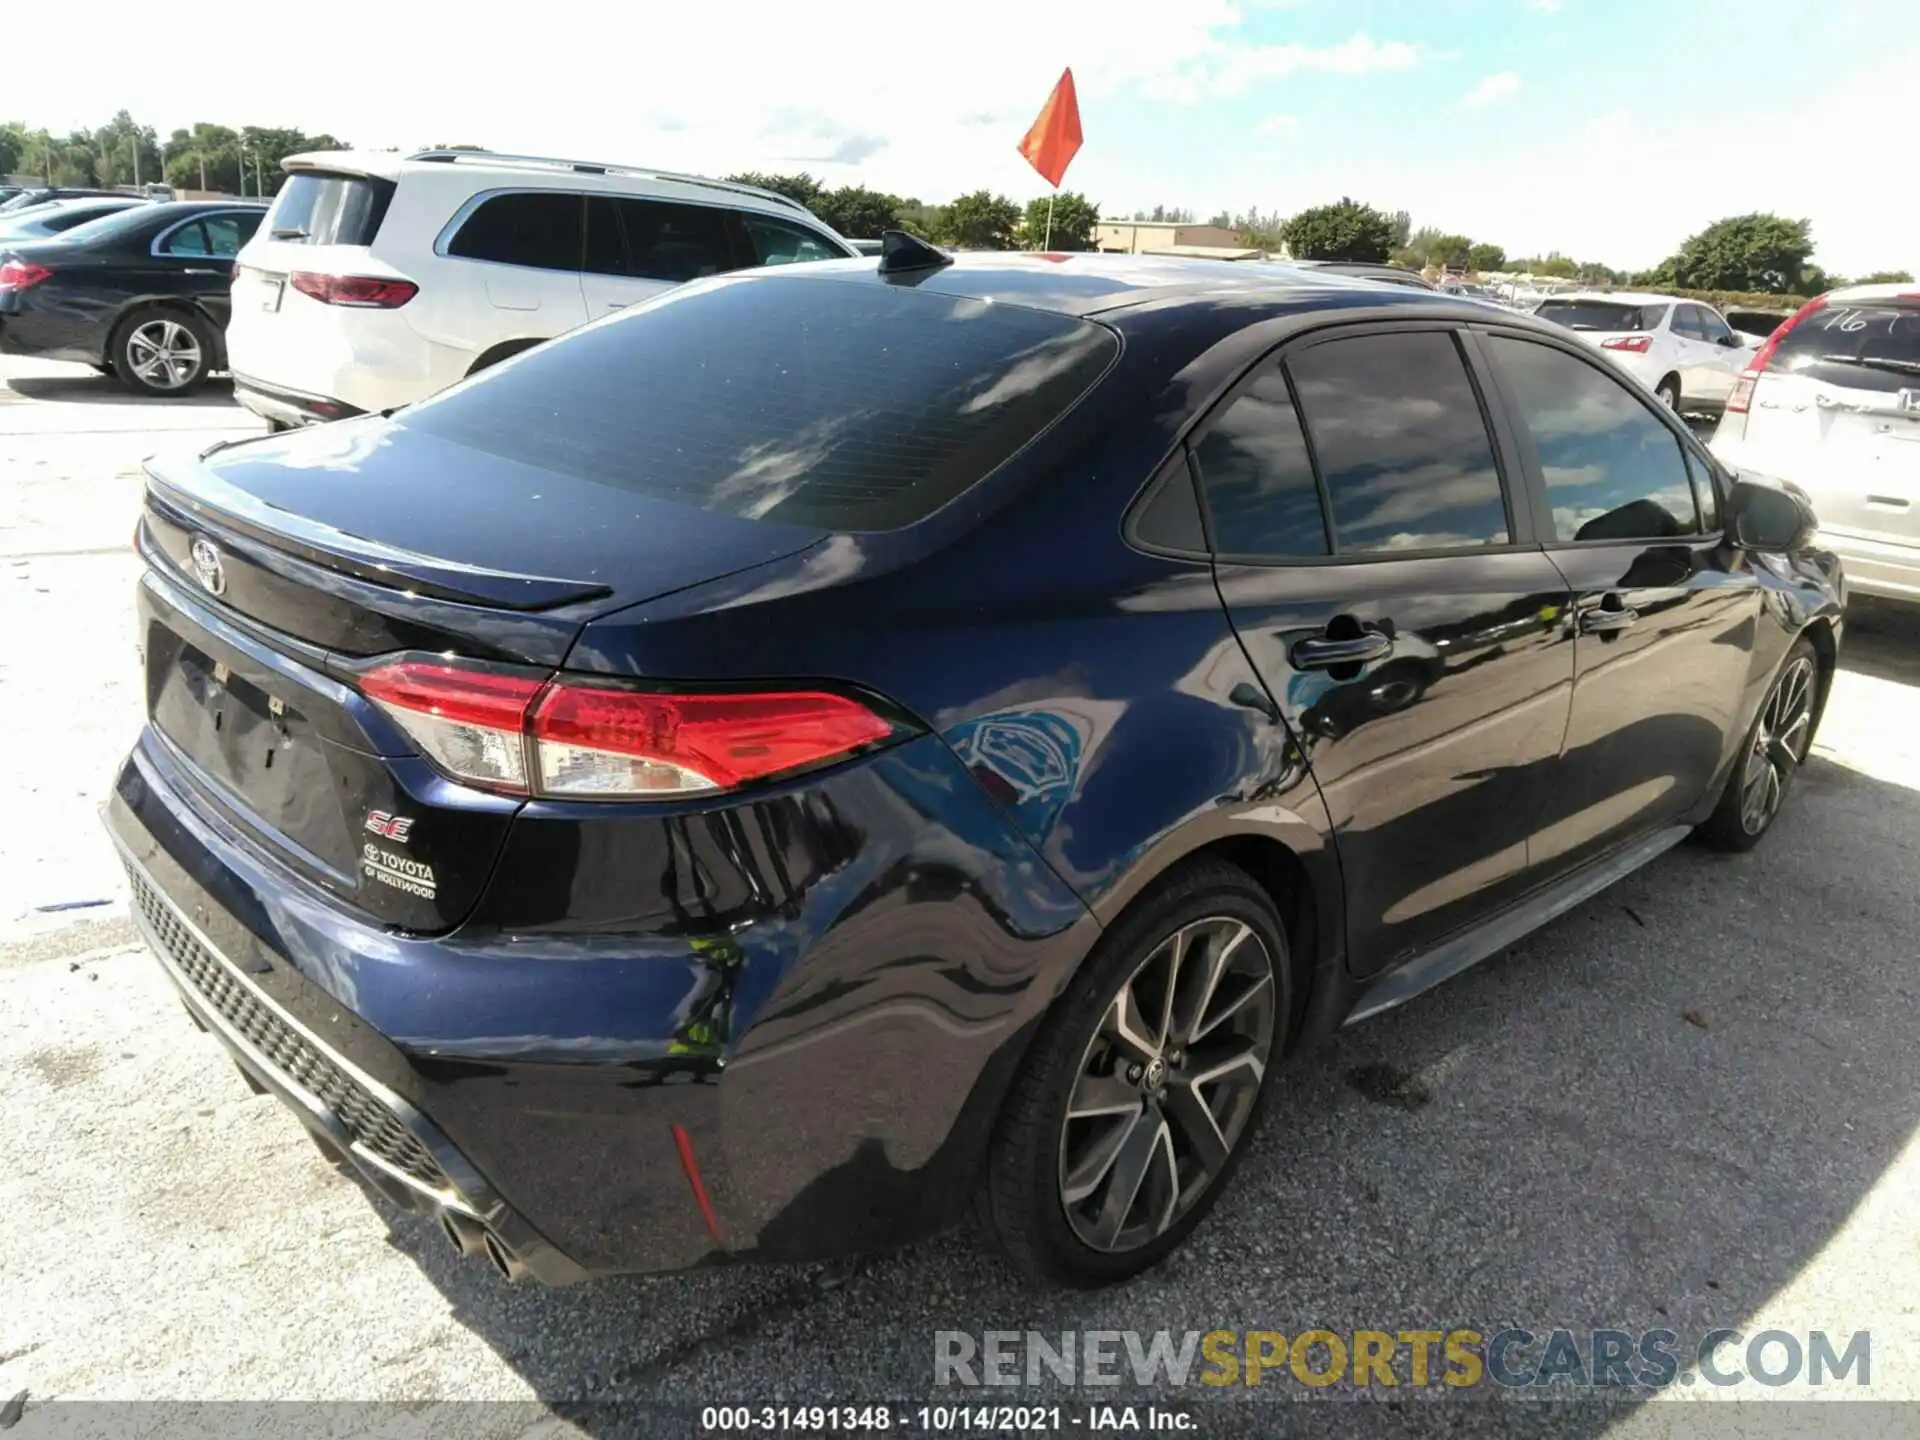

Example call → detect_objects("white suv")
1533 291 1752 415
226 148 858 425
1712 283 1920 603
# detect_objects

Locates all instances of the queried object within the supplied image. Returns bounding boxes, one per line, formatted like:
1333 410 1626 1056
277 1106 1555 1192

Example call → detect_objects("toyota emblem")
189 536 226 596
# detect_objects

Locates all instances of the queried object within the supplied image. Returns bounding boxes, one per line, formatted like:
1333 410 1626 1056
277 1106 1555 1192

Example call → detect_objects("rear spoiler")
144 452 612 612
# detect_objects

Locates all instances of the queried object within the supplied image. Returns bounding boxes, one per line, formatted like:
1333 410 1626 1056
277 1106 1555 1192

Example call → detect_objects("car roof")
1828 282 1920 304
754 250 1482 318
1545 290 1686 306
280 148 822 222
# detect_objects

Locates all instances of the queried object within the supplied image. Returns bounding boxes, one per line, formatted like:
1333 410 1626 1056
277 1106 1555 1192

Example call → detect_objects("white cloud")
1143 32 1421 104
1463 72 1522 109
1254 115 1303 139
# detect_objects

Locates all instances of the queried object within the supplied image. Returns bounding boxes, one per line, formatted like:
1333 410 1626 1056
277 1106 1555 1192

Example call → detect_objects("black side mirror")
1726 477 1816 552
1718 333 1743 348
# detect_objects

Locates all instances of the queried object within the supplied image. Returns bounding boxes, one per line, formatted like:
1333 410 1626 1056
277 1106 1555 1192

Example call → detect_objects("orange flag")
1017 68 1083 188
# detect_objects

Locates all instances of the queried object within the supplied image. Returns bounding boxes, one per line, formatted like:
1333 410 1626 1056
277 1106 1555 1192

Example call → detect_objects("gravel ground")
2 356 1916 1439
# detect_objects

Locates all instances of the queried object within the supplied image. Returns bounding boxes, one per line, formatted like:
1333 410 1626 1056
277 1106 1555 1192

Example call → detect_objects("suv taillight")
0 259 52 292
1600 334 1652 353
1726 295 1828 415
289 271 418 308
358 659 898 799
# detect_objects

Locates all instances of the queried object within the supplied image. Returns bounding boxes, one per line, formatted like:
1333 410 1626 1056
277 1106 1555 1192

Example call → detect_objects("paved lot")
2 355 1917 1437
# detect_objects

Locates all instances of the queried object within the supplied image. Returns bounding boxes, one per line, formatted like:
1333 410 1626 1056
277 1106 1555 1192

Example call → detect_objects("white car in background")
225 148 858 426
1712 283 1920 603
1533 291 1751 415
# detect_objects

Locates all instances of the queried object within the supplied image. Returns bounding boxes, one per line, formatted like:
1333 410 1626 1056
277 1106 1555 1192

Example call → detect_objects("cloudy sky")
17 0 1917 275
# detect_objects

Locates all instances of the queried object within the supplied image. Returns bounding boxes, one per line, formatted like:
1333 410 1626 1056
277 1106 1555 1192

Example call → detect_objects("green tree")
1280 198 1397 263
812 185 902 239
1854 269 1913 285
1468 242 1506 273
1530 252 1578 279
724 172 823 209
1021 191 1100 250
943 190 1021 250
1660 213 1814 294
91 110 162 188
1233 208 1285 251
0 122 31 177
1386 209 1413 249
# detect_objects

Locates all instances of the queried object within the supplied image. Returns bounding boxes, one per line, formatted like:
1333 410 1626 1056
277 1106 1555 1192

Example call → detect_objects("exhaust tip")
482 1229 527 1283
439 1209 488 1260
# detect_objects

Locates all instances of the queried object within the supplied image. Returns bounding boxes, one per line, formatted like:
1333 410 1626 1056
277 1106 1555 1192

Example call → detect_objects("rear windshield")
1536 300 1665 332
397 276 1120 532
265 171 394 246
1769 301 1920 394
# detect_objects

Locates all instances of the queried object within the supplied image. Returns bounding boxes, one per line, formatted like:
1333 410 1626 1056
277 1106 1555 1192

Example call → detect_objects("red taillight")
1727 295 1828 415
532 686 895 797
0 259 52 292
356 659 896 799
289 271 418 308
1601 334 1652 353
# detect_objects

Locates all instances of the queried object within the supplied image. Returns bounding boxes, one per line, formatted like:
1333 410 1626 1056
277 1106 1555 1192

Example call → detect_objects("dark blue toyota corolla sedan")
106 241 1843 1288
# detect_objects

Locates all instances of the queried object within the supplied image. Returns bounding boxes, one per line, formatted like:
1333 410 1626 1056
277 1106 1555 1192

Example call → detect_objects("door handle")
1578 605 1638 634
1292 630 1393 669
183 268 224 276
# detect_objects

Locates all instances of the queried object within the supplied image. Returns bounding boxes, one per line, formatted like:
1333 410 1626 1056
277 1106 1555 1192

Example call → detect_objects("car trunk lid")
136 423 824 931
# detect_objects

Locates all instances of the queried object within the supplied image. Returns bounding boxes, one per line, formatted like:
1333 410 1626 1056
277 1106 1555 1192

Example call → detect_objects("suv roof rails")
404 149 812 217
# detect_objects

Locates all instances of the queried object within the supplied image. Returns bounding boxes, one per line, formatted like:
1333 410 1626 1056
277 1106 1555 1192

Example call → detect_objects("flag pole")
1043 188 1057 251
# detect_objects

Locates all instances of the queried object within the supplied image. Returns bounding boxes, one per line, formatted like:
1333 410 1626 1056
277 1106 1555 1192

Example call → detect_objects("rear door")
577 196 740 318
1743 298 1920 549
440 190 589 332
1203 323 1575 976
152 209 262 327
1479 328 1762 875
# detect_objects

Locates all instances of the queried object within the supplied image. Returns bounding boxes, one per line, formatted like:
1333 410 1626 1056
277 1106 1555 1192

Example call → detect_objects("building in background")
1094 219 1268 261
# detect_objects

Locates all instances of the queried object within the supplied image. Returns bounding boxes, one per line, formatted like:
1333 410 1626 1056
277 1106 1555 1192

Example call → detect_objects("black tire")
1696 637 1820 852
1654 375 1682 412
111 306 215 397
979 858 1291 1286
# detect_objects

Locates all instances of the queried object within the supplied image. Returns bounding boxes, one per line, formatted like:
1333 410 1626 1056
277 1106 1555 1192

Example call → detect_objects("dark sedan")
106 243 1842 1289
0 200 266 395
0 195 146 241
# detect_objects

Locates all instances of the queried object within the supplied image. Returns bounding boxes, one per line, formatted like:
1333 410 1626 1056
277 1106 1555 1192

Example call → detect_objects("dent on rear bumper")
106 727 1097 1276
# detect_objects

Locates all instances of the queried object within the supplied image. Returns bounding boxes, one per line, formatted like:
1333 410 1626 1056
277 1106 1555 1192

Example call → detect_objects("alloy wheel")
1740 656 1816 835
126 319 203 390
1058 916 1275 1253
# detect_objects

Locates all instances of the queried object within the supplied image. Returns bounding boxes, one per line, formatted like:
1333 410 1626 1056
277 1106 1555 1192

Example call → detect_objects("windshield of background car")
397 275 1120 532
1536 300 1663 332
1768 301 1920 395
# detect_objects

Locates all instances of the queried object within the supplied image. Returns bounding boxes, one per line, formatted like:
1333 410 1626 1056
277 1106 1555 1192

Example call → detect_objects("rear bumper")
105 722 1095 1281
231 371 365 427
0 306 105 365
1820 528 1920 603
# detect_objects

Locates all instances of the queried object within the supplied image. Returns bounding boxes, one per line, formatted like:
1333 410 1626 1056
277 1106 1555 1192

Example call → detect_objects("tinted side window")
1696 307 1735 345
619 199 737 283
448 192 584 272
1192 367 1329 558
1286 331 1509 552
582 196 627 277
157 221 211 256
1488 336 1701 541
1672 306 1707 340
1132 456 1208 554
740 215 844 267
201 214 252 258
